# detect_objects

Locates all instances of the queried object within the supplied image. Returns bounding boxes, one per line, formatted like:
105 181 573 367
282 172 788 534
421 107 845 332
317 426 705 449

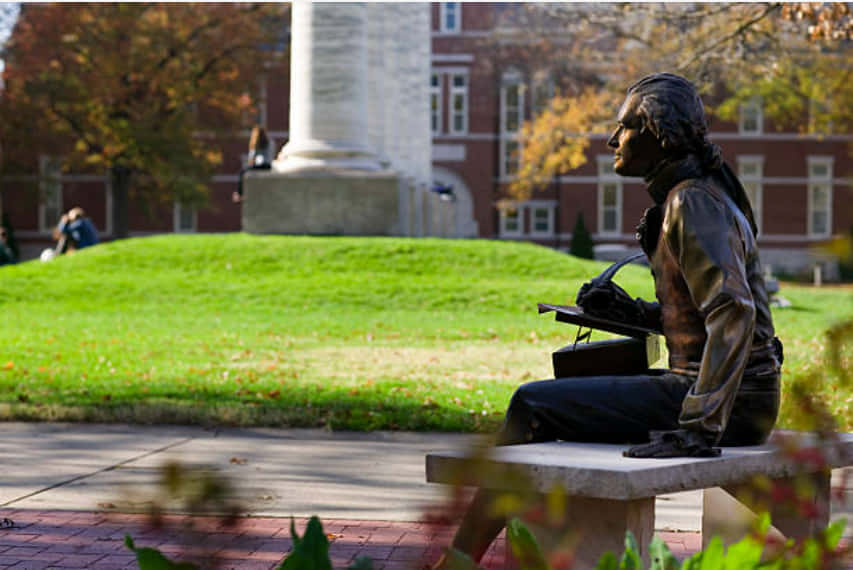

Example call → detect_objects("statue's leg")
445 488 506 563
505 371 691 443
438 372 691 566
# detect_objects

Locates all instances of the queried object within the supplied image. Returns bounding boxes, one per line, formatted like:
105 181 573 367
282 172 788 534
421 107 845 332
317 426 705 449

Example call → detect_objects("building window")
500 70 524 178
499 205 521 236
531 70 554 118
739 98 763 134
737 156 763 234
430 73 442 135
530 205 554 236
499 201 555 237
502 139 520 178
39 155 63 233
449 73 468 134
597 156 622 235
808 156 833 237
173 202 197 233
440 2 461 33
808 98 833 134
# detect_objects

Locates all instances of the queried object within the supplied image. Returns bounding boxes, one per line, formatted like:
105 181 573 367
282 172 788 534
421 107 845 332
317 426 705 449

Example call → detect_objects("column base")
242 168 404 236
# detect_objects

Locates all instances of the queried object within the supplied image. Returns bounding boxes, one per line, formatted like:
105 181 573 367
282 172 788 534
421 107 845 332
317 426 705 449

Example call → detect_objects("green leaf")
278 516 333 570
722 535 762 570
595 551 619 570
697 536 723 570
797 538 821 570
124 533 200 570
823 517 847 550
442 548 482 570
619 531 643 570
649 536 679 570
680 550 702 570
290 517 301 546
507 517 549 570
347 555 375 570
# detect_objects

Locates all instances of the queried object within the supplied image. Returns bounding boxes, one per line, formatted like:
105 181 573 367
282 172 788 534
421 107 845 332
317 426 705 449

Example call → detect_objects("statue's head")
627 73 708 155
608 73 709 177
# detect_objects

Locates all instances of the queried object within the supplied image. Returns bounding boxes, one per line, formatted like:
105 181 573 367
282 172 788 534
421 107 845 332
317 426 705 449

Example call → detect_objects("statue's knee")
501 384 544 445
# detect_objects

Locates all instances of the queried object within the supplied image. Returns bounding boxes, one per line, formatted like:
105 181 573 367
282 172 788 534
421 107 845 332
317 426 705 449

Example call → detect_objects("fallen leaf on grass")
2 362 13 370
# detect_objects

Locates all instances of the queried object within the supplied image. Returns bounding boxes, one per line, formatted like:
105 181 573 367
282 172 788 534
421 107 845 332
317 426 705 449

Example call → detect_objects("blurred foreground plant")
125 460 245 569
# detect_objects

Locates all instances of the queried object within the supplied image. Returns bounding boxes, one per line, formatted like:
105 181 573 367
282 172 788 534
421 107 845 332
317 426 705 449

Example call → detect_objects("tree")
569 212 594 260
500 3 852 201
0 3 285 238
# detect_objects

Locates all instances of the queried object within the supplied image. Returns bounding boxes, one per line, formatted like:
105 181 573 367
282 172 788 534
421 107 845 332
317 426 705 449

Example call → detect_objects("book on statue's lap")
537 304 661 378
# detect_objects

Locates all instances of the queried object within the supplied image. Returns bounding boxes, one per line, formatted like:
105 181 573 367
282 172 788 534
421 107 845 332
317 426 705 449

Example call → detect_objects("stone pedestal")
702 472 831 549
510 495 653 569
242 168 402 236
242 1 430 236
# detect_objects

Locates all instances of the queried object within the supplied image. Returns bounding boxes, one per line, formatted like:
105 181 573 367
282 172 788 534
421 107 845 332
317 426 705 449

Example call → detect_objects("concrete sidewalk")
0 423 705 530
0 422 849 569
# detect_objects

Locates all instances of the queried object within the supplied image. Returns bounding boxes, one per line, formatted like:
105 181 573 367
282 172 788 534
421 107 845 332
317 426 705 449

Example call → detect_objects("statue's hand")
576 279 646 325
623 429 720 458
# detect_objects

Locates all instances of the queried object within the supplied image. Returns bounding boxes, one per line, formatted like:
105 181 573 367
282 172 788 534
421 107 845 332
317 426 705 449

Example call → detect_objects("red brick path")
0 508 709 569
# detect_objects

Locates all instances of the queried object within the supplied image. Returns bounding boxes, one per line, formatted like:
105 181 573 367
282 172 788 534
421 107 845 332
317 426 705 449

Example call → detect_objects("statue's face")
607 93 667 178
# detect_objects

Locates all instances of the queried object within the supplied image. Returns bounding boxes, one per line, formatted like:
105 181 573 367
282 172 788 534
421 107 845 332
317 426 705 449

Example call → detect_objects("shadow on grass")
0 396 504 433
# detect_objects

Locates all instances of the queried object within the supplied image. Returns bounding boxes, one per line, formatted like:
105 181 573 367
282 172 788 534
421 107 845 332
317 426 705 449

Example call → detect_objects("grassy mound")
1 234 850 431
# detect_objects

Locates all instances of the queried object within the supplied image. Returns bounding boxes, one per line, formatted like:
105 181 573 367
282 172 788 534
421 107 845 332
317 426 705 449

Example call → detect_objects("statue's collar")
644 154 704 205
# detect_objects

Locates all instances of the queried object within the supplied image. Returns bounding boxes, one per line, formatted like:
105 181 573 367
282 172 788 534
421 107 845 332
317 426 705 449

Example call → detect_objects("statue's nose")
607 130 619 149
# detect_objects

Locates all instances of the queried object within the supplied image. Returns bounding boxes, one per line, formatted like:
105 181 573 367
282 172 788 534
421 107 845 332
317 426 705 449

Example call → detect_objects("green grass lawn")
1 234 851 431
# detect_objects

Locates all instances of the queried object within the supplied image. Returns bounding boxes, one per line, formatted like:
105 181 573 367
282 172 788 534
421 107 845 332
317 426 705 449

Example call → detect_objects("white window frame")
448 72 468 135
531 69 555 118
499 70 524 179
173 202 197 233
499 201 556 238
528 201 556 237
739 98 763 135
430 72 442 135
439 2 461 34
499 204 522 237
596 155 622 236
38 155 63 233
501 139 521 180
807 156 833 238
737 155 764 235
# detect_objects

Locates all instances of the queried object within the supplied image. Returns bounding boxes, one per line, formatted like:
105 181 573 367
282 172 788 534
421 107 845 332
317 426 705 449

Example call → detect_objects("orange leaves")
508 89 620 202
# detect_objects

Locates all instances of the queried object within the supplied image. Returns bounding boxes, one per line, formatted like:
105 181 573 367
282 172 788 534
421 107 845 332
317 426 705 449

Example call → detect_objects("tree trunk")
110 165 131 239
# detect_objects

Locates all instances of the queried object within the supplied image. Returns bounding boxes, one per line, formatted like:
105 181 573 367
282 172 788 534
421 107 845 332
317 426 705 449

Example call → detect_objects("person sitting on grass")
55 207 99 255
0 227 16 265
232 125 273 203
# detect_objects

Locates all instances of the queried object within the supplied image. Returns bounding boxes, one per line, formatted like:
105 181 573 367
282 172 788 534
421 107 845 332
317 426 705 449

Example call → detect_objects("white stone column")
275 1 381 172
415 3 432 190
367 3 390 167
412 3 433 235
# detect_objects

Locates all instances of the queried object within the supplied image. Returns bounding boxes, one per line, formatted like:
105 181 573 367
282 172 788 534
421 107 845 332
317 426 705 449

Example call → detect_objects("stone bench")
426 431 853 568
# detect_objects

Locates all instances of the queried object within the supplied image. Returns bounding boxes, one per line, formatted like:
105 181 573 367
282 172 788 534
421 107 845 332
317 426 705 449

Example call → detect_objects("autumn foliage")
497 3 852 202
0 3 285 237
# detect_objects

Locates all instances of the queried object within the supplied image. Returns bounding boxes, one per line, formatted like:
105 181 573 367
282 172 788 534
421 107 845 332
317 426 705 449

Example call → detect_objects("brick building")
4 3 851 278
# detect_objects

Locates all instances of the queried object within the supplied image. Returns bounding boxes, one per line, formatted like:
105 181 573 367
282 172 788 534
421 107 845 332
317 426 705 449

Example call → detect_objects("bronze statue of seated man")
437 73 783 565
